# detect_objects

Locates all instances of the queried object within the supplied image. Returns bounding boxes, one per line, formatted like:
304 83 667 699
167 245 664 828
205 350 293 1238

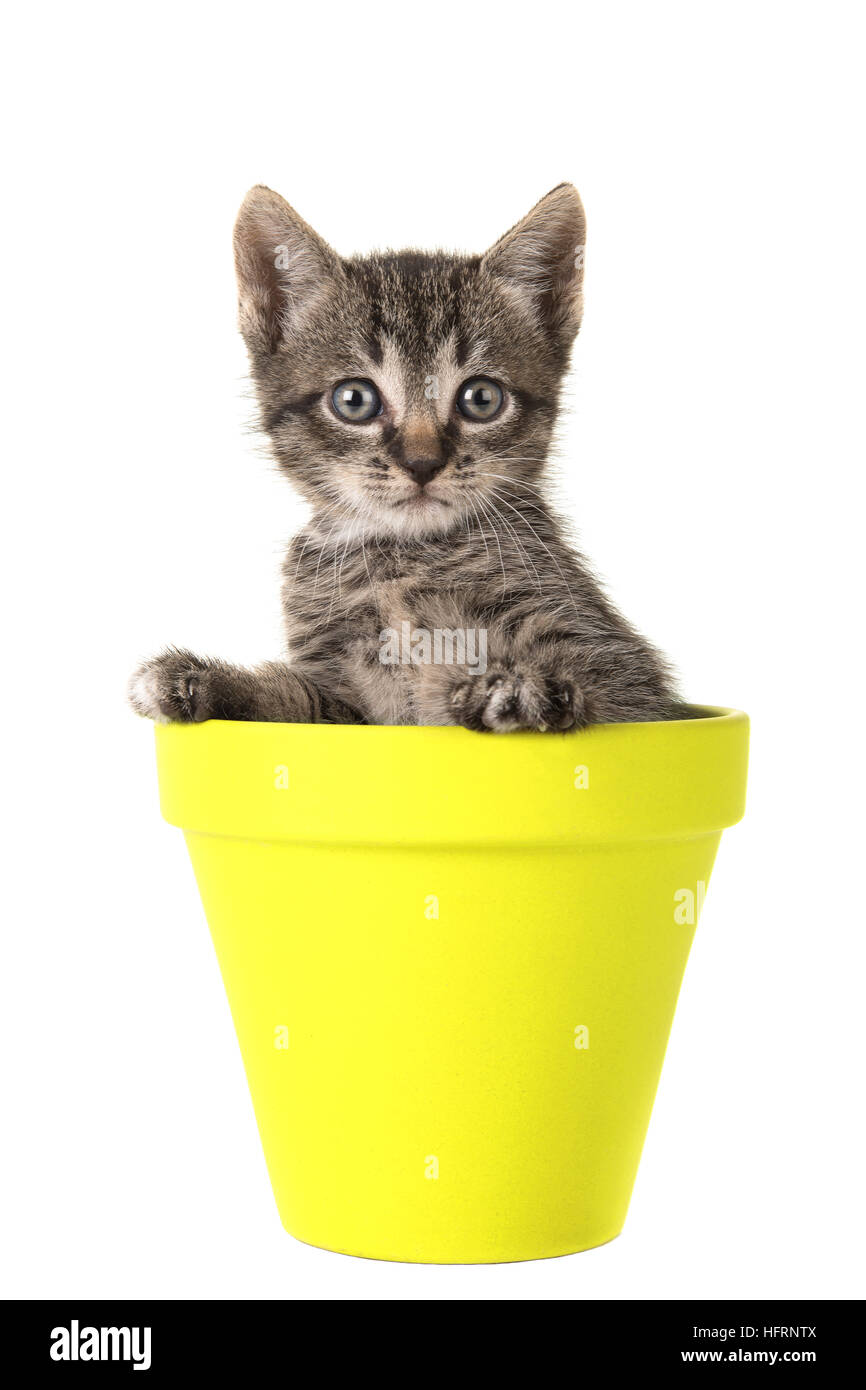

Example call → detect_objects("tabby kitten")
130 184 679 732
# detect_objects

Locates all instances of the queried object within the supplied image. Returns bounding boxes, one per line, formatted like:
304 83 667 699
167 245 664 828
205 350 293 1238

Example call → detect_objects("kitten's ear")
482 184 586 344
233 185 341 354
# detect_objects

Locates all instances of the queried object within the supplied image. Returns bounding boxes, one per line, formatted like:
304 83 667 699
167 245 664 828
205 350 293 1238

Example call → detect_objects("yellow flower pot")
153 706 748 1263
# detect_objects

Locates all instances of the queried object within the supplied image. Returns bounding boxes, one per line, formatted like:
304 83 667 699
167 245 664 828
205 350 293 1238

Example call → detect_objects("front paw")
450 671 584 733
128 649 213 723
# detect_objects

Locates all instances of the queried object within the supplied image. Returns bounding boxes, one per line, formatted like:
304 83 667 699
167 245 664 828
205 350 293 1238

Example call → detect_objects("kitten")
129 184 680 732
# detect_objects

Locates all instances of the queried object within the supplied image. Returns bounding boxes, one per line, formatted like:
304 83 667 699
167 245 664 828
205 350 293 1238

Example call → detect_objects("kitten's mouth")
392 493 451 510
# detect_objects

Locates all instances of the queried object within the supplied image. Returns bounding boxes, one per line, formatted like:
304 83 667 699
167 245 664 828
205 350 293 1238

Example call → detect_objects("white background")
2 0 863 1300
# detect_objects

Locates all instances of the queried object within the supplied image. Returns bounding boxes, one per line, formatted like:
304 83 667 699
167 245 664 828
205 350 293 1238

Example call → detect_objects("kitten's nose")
399 457 446 488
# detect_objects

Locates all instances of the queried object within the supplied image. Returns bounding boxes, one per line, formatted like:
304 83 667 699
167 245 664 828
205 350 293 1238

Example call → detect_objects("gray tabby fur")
129 184 680 732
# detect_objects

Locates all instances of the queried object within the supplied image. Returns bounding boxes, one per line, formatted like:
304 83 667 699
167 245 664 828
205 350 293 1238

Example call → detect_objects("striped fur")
129 185 680 732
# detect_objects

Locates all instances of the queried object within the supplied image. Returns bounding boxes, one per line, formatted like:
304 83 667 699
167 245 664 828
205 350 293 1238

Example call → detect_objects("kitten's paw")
450 671 584 733
128 650 213 723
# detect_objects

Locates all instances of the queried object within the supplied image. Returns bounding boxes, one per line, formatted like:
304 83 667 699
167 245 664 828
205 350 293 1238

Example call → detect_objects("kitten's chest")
286 530 487 719
290 538 464 633
316 576 421 723
293 566 457 716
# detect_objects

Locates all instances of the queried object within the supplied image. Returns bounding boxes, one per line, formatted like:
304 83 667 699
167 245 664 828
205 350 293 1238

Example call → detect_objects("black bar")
1 1299 858 1374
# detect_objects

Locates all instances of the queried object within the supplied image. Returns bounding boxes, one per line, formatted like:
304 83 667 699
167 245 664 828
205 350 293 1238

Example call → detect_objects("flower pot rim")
161 701 739 735
153 704 748 847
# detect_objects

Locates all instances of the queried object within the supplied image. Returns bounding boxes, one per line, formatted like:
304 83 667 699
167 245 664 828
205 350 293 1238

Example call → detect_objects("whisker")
466 496 491 571
473 493 508 597
478 492 544 591
474 474 558 524
482 488 579 608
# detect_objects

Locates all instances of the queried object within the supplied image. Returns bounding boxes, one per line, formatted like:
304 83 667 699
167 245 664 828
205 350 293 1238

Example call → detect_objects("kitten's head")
234 183 585 538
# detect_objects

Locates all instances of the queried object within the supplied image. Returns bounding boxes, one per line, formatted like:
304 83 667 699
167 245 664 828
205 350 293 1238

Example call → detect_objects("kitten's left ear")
482 184 586 344
233 185 342 355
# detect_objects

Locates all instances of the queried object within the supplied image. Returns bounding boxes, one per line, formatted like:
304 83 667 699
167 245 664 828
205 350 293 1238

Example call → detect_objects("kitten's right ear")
482 184 586 345
233 186 341 354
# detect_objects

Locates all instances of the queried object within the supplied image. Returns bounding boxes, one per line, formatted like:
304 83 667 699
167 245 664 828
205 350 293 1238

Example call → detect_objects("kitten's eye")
456 377 504 421
331 379 382 422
